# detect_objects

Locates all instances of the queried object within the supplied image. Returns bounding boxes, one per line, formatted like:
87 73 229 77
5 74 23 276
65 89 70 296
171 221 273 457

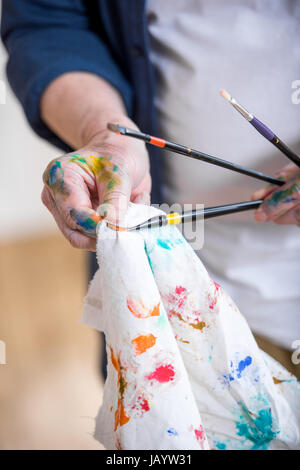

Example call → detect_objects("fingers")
251 184 276 202
97 165 132 224
130 172 151 204
43 138 150 245
42 185 97 251
44 157 103 240
68 153 132 224
251 163 300 202
132 191 151 205
275 163 300 181
254 174 300 223
272 203 300 226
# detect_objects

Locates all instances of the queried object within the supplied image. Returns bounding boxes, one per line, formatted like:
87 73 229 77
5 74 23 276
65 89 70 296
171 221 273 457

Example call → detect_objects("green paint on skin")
70 156 87 165
267 179 300 207
69 209 99 236
107 179 116 190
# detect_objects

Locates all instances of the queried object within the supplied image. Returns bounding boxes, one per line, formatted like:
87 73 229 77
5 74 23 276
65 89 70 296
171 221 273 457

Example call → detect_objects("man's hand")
252 164 300 225
40 73 151 251
42 117 151 251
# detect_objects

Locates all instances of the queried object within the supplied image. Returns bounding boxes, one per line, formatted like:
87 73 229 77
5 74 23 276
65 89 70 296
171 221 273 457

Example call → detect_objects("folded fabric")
82 203 300 450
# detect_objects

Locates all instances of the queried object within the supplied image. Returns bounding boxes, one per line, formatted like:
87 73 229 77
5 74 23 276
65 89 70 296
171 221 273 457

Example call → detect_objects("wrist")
80 113 135 149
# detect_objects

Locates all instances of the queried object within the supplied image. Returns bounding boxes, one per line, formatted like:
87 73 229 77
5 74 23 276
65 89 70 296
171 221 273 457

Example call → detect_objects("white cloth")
82 203 300 450
147 0 300 349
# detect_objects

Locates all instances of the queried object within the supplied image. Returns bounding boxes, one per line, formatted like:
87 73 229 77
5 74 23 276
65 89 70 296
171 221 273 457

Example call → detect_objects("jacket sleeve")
1 0 133 151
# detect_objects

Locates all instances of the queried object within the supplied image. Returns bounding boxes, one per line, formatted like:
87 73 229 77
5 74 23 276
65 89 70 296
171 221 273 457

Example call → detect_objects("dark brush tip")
107 122 127 135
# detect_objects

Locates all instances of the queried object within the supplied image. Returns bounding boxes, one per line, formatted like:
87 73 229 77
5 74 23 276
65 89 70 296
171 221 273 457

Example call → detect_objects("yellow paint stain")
127 297 160 318
191 320 207 331
170 309 208 332
71 155 121 191
131 334 157 355
177 337 190 344
273 377 284 385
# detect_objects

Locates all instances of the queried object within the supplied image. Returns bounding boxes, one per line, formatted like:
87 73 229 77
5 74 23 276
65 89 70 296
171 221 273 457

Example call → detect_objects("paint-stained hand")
252 163 300 225
41 118 151 250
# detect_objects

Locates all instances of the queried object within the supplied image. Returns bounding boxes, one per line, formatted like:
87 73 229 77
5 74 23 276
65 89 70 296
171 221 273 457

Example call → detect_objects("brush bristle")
220 89 231 102
106 222 127 232
107 122 120 133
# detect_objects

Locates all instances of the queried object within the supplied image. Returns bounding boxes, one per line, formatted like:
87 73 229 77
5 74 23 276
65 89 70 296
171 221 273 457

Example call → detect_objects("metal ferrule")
230 98 253 121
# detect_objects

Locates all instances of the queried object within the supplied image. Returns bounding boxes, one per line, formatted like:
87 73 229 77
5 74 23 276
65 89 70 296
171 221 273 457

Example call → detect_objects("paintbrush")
107 123 284 186
220 89 300 168
107 199 263 231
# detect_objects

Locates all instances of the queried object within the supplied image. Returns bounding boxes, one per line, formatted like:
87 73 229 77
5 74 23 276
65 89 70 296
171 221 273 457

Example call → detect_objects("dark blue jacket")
1 0 162 203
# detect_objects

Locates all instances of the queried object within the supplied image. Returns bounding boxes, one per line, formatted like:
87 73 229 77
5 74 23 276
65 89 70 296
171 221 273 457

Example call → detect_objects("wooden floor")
0 233 104 449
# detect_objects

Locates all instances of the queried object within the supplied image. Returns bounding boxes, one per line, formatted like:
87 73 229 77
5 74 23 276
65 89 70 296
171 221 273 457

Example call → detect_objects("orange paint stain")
109 346 130 431
114 398 130 431
127 297 160 318
131 334 157 355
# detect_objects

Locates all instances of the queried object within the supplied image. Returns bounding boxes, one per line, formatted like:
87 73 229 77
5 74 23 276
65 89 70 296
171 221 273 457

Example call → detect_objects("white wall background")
0 3 60 241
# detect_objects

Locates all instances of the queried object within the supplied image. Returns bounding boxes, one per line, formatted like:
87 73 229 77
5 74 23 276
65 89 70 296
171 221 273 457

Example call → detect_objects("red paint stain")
147 364 175 383
165 286 206 330
194 425 205 441
209 281 221 310
175 285 186 295
165 286 187 317
132 395 150 414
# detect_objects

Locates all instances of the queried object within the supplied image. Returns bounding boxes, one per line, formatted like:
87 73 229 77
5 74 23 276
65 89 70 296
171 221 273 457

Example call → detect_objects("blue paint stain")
215 442 226 450
156 237 184 250
167 428 178 437
236 356 252 378
219 355 253 387
236 407 279 450
145 248 155 274
48 162 59 185
284 197 298 203
157 238 172 250
69 209 97 234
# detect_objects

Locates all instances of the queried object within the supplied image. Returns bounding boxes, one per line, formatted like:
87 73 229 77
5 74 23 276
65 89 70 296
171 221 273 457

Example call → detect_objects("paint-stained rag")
82 203 300 450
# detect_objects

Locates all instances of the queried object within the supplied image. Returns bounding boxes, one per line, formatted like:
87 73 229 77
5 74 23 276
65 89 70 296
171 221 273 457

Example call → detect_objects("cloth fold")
82 203 300 450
